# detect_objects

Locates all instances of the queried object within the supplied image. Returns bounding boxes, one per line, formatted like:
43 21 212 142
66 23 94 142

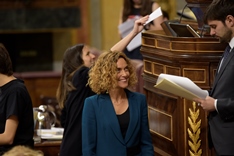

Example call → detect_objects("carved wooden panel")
141 29 226 156
14 72 61 107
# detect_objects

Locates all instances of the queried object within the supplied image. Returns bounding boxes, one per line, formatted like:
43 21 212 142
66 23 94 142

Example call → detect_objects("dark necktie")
223 45 231 62
218 45 231 73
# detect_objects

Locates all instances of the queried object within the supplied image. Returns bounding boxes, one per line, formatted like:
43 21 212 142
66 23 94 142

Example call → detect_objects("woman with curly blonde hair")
88 51 137 94
82 16 154 156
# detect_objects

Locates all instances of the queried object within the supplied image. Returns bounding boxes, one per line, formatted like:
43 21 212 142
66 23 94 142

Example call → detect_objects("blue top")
82 89 154 156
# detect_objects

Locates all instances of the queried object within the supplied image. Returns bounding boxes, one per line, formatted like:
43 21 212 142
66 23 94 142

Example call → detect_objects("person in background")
82 16 154 156
0 44 34 155
194 0 234 155
118 0 164 60
56 44 96 156
162 10 169 22
3 145 43 156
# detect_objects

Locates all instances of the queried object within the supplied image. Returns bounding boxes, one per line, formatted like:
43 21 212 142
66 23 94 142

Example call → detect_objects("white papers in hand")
118 18 142 51
154 74 208 101
118 7 162 51
144 7 162 25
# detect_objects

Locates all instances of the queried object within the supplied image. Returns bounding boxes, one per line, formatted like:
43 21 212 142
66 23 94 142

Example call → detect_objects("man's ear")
226 15 234 27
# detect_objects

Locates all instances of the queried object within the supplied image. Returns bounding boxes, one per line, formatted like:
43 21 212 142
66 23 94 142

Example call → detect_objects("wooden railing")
14 71 61 107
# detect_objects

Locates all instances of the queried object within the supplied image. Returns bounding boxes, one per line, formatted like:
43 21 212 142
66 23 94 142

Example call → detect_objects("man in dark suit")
194 0 234 155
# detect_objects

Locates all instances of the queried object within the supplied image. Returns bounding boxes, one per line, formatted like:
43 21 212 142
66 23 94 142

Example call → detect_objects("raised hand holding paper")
144 7 162 26
154 73 208 101
118 7 163 51
118 18 142 51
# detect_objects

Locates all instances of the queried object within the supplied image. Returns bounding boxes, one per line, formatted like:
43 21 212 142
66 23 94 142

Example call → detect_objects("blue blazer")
82 89 154 156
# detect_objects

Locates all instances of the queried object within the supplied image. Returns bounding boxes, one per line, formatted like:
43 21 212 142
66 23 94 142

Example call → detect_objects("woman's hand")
111 15 149 52
132 15 149 35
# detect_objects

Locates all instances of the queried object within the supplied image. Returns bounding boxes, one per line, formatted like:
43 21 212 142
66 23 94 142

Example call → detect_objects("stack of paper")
154 74 208 101
37 127 64 140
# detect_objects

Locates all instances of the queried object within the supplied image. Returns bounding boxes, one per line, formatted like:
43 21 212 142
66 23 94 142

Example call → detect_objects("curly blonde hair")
3 145 44 156
88 51 137 94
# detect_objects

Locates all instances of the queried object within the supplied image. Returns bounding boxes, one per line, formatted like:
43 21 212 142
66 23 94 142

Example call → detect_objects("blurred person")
0 44 34 155
119 0 165 60
82 16 154 156
56 44 96 156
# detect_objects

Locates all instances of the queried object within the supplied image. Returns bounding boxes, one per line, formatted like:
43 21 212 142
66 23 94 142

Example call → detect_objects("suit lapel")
100 94 125 144
124 90 138 143
212 49 234 94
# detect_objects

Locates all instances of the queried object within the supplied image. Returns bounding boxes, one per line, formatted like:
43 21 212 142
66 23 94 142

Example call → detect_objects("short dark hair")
0 43 13 76
204 0 234 24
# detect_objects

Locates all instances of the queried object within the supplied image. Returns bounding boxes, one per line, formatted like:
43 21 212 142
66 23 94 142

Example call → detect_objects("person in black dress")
119 0 164 60
0 43 34 155
56 44 96 156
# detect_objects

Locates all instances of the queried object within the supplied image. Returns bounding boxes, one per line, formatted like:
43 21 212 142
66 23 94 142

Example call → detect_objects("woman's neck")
109 88 128 108
134 4 142 8
109 88 126 101
0 74 16 87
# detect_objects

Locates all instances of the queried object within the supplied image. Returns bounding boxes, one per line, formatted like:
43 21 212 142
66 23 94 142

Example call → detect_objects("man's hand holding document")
154 74 208 101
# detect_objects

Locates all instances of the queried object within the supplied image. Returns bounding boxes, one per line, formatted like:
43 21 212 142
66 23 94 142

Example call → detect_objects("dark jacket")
209 47 234 155
82 89 154 156
59 66 95 156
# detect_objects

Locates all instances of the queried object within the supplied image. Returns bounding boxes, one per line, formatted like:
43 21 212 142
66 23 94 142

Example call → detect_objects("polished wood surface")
35 140 61 156
14 71 61 107
141 29 226 156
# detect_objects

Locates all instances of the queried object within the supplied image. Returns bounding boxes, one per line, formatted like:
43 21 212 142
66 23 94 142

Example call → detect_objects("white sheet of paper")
126 32 142 51
144 7 162 25
156 74 208 99
118 19 135 38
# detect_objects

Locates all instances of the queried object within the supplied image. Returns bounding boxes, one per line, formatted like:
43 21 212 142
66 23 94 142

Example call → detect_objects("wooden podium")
141 30 226 156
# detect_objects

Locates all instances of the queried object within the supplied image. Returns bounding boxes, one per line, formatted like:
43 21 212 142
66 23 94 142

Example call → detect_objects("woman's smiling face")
82 46 96 68
116 57 130 89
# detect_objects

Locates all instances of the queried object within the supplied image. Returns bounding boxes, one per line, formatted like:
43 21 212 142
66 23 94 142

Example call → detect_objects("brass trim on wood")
148 106 173 141
187 102 202 156
142 33 226 53
182 68 206 83
153 63 165 76
144 60 181 77
165 65 181 76
157 39 172 50
144 60 153 74
142 37 156 48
